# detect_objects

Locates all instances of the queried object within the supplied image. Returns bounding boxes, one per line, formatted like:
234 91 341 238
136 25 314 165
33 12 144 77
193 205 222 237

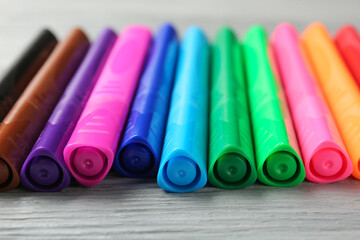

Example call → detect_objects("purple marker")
20 28 116 191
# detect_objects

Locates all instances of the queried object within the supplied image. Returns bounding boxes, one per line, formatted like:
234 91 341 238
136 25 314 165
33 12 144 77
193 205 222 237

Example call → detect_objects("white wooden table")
1 0 360 239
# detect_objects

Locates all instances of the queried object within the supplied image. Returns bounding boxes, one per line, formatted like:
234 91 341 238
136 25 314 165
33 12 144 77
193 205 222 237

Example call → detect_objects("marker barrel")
157 26 209 192
64 26 151 187
114 23 178 177
0 28 89 191
271 23 352 183
335 25 360 87
243 26 305 187
20 28 116 191
208 27 257 189
0 29 57 121
302 23 360 179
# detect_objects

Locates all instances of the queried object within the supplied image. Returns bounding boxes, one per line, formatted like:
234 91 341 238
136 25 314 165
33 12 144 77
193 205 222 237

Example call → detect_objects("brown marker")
0 28 89 191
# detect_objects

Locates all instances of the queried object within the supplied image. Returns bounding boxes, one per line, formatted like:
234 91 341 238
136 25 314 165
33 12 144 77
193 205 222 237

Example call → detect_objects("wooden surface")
1 0 360 239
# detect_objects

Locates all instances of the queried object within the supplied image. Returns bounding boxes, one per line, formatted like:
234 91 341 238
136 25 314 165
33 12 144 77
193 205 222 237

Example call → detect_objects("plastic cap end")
29 156 60 186
266 152 297 181
0 159 10 185
72 147 106 177
216 153 247 183
311 149 342 177
120 143 153 173
166 157 197 186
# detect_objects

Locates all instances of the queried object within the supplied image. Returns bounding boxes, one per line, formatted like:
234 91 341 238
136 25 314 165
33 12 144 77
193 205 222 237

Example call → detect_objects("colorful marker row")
1 22 360 193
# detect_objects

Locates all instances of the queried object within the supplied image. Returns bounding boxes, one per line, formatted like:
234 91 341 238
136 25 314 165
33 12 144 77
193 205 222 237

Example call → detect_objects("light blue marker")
157 26 209 192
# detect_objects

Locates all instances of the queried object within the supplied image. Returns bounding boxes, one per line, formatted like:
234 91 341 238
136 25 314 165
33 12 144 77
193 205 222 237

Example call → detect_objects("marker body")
302 23 360 179
0 29 57 121
157 26 209 192
64 26 151 187
20 29 116 191
335 25 360 87
243 26 305 187
114 23 178 177
0 28 89 191
271 23 352 183
208 27 257 189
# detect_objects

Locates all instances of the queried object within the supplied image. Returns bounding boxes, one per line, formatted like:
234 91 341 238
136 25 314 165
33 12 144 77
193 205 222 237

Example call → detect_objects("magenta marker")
271 23 353 183
63 26 151 187
20 29 116 191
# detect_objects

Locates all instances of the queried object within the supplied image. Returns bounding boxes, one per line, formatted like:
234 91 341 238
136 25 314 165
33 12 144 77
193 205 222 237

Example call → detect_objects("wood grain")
1 0 360 239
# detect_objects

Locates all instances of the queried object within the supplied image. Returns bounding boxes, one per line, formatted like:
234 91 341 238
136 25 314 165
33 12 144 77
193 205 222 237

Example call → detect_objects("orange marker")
302 22 360 179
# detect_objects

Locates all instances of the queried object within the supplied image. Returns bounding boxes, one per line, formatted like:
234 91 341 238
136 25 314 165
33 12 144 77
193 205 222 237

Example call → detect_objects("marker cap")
307 143 351 181
265 152 297 181
119 143 153 173
216 153 248 183
28 156 61 186
166 156 197 186
311 149 342 177
72 147 106 177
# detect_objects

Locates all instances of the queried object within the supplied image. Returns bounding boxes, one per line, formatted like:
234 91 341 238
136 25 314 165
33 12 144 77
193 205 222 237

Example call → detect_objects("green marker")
243 26 305 187
208 27 257 189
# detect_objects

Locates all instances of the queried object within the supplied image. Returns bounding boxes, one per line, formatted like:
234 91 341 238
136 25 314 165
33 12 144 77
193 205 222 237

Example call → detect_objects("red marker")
335 25 360 86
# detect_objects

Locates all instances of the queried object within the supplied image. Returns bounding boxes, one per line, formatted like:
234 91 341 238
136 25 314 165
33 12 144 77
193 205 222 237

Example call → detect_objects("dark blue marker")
113 23 178 177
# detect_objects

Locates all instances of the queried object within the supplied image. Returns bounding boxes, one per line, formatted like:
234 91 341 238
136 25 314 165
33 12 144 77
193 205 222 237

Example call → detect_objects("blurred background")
1 0 359 73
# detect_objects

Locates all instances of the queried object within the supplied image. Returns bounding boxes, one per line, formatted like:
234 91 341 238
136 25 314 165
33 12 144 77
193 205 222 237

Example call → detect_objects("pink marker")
64 26 151 186
271 23 353 183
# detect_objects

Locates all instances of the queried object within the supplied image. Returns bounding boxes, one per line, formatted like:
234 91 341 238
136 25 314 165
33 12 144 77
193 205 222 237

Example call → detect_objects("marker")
63 26 151 187
20 29 116 191
271 23 352 183
243 26 305 187
302 22 360 180
335 25 360 87
0 29 57 121
208 27 257 189
114 23 178 177
157 26 209 192
0 28 89 191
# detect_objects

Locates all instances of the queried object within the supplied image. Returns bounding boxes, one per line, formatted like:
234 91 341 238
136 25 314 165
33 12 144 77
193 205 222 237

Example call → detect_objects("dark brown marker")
0 29 57 121
0 28 89 191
